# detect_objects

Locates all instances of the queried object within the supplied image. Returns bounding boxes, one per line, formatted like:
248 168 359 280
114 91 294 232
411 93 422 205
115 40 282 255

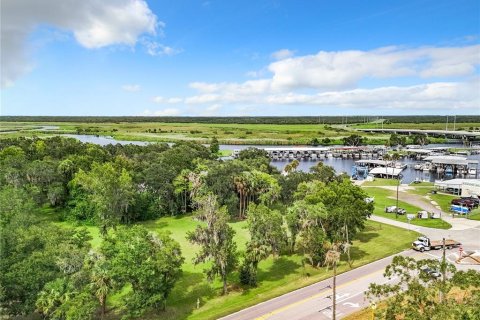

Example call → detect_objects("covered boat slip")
434 179 480 197
233 146 386 160
368 167 404 178
423 155 479 178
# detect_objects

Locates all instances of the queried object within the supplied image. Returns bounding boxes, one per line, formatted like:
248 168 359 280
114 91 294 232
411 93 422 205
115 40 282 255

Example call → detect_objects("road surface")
221 216 480 320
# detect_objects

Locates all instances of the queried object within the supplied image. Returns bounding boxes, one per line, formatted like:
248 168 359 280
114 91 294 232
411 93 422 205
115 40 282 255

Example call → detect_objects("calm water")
62 134 479 183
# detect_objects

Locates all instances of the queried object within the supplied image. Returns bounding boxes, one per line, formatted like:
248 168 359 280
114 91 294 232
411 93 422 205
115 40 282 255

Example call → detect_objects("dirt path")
377 186 480 231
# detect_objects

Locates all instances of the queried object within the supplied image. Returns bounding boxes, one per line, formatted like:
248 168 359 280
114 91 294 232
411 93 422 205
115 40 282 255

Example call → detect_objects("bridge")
358 128 480 139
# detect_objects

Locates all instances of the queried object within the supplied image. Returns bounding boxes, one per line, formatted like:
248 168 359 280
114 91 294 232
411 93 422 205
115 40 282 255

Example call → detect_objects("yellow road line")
254 268 385 320
254 251 424 320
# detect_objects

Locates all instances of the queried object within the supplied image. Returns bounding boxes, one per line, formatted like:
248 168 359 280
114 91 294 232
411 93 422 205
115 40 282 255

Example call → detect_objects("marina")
58 134 480 184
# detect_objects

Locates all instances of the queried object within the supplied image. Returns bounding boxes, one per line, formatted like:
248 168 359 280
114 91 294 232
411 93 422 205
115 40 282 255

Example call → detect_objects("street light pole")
395 174 402 219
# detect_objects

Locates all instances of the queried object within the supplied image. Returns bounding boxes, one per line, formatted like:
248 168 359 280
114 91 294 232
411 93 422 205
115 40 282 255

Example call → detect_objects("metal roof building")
434 179 480 197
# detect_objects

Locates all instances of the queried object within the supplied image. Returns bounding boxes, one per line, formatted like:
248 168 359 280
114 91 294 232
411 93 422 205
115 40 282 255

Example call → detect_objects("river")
62 134 480 184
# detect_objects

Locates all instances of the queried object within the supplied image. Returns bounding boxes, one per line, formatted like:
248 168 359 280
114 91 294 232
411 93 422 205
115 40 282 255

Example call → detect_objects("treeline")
2 115 479 124
1 136 374 319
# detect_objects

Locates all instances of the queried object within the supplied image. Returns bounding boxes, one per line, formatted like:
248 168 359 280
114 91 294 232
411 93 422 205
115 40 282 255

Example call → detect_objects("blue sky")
1 0 479 116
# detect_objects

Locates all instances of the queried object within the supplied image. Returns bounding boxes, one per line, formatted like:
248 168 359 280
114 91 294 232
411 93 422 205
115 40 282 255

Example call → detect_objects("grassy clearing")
218 149 233 157
362 178 400 187
467 208 480 221
363 187 451 229
409 181 434 187
429 192 458 212
36 208 417 320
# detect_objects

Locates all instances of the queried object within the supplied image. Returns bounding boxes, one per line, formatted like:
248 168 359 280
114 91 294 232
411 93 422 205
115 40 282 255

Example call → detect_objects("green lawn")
467 208 480 221
36 208 418 320
408 181 434 187
362 178 401 187
363 187 451 229
429 192 458 212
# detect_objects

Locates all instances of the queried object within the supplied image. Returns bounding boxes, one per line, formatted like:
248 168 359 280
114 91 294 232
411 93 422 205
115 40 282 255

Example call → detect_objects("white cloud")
152 96 183 104
268 45 480 90
271 49 295 60
167 97 183 103
263 81 479 109
159 44 479 112
1 0 159 87
166 79 480 111
122 84 141 92
152 96 165 103
141 39 182 56
184 45 480 97
142 108 181 116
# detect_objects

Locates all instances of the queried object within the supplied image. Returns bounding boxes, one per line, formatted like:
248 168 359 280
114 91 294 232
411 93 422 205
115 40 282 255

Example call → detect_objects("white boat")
394 162 407 169
413 163 423 170
423 163 432 171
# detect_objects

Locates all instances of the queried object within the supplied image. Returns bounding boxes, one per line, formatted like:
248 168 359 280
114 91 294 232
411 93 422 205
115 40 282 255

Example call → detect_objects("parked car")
420 265 441 279
451 198 476 209
397 208 406 215
462 196 480 206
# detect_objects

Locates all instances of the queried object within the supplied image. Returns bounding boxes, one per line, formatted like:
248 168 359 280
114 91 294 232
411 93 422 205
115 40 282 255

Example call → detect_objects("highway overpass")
358 128 480 139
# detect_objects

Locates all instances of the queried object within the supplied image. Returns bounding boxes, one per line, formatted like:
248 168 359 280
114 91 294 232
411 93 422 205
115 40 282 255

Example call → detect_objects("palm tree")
234 175 247 219
90 259 113 319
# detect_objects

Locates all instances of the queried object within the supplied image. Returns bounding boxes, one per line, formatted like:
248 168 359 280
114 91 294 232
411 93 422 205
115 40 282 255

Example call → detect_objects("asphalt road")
221 216 480 320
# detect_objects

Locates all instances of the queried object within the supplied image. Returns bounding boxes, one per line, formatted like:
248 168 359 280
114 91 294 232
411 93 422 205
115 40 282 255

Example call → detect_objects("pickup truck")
412 236 461 252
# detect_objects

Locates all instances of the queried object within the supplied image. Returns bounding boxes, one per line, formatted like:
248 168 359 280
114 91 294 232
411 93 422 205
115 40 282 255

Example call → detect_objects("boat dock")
233 146 386 160
423 155 478 178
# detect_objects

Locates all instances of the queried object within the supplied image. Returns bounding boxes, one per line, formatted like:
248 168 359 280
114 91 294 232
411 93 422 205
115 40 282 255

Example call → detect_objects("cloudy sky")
1 0 479 116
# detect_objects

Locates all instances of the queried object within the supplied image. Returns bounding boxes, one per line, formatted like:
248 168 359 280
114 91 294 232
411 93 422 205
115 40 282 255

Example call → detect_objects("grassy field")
362 178 401 187
363 187 452 229
37 208 417 320
0 121 455 145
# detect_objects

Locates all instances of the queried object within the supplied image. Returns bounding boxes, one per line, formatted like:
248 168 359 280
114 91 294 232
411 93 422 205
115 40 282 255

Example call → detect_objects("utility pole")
453 115 456 131
326 248 340 320
333 259 337 320
396 176 400 219
440 238 446 303
445 115 449 131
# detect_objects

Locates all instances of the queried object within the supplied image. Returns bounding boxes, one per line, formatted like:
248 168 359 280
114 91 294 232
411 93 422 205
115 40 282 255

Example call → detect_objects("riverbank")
0 121 455 146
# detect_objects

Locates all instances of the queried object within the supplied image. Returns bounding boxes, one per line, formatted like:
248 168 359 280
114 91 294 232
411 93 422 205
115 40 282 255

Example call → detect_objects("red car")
451 198 476 209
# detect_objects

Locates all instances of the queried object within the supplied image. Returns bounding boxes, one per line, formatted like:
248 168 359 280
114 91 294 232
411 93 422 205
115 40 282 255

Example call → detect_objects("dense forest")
2 115 479 124
0 136 376 319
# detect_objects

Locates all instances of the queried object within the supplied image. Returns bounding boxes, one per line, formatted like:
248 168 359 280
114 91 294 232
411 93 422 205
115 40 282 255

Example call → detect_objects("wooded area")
0 136 379 319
